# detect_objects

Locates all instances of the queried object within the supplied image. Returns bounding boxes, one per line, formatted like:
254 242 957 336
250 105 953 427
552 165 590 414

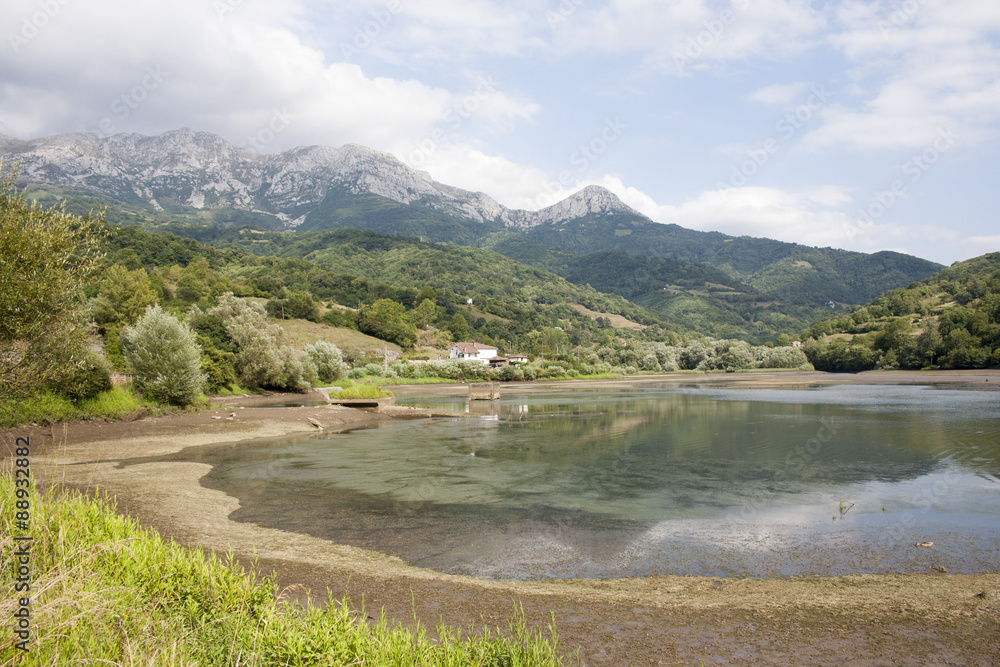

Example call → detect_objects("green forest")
21 183 943 344
798 253 1000 371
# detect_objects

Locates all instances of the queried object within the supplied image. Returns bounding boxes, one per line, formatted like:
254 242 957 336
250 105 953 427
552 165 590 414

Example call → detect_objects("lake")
186 383 1000 579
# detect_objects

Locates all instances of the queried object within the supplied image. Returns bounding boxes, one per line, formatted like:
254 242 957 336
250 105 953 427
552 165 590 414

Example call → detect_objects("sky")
1 0 998 265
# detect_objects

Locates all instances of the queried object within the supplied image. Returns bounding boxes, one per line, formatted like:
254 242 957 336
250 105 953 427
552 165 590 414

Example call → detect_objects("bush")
273 346 312 393
209 293 283 388
197 337 239 392
304 341 345 383
57 349 113 400
121 305 206 405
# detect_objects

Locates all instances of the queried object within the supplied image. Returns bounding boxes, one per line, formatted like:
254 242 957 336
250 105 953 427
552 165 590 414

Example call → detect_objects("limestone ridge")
0 128 643 229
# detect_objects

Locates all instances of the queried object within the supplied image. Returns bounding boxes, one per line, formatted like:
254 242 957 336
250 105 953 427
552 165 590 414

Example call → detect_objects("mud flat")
4 373 999 666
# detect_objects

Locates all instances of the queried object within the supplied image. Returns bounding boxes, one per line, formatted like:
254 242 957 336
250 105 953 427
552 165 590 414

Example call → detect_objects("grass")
0 472 570 666
273 318 404 354
334 383 394 400
212 383 254 397
0 387 157 428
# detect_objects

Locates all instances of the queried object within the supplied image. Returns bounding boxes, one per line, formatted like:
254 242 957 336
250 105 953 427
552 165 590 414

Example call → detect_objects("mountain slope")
800 252 1000 371
3 128 943 339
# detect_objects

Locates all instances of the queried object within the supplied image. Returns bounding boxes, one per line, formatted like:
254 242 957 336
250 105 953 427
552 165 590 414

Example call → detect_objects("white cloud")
552 0 826 75
0 0 540 154
747 82 810 106
806 0 1000 151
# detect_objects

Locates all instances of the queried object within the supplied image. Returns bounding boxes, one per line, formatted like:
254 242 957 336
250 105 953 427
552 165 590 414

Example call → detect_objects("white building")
449 342 498 365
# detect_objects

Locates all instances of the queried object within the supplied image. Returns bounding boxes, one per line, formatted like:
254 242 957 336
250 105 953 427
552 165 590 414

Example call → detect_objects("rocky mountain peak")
0 128 647 228
534 184 637 224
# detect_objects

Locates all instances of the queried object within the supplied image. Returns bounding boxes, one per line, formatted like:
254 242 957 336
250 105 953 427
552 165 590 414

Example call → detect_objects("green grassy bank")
0 473 569 665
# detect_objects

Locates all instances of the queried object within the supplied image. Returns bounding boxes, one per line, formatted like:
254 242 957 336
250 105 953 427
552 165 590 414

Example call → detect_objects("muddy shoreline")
5 371 999 666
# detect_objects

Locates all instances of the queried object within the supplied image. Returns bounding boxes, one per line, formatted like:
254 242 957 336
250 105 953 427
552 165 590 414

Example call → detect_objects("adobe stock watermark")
241 108 295 152
531 117 627 208
213 0 244 19
546 0 582 28
717 84 832 199
878 464 963 547
735 416 843 523
673 0 751 76
8 0 73 54
843 126 958 240
93 66 169 138
878 0 927 38
405 75 499 169
340 0 403 61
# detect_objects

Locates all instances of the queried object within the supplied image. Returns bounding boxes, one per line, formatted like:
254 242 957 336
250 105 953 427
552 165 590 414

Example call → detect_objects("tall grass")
0 387 155 428
334 383 394 399
0 474 569 665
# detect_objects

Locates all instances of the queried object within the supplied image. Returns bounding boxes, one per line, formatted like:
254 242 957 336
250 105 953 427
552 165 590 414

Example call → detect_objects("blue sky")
2 0 998 264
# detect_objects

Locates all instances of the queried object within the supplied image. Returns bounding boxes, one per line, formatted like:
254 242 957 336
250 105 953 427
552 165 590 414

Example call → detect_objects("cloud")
0 0 540 154
805 0 1000 151
551 0 826 75
747 82 810 105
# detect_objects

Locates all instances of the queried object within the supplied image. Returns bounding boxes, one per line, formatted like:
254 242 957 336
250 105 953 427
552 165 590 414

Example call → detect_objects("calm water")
179 384 1000 579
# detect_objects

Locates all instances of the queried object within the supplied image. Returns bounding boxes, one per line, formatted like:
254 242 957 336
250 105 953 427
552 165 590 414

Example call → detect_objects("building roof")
451 342 498 354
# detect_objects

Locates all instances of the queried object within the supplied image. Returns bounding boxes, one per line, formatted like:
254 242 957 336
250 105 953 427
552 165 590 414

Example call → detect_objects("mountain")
2 129 944 341
0 127 621 231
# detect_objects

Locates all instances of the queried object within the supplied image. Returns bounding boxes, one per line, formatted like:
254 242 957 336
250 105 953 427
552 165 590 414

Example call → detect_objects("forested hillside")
21 181 942 344
799 253 1000 371
102 225 684 353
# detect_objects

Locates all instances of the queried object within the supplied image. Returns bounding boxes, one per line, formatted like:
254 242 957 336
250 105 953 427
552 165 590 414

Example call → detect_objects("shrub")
273 346 312 393
363 362 385 377
57 349 113 400
120 305 206 405
303 341 345 383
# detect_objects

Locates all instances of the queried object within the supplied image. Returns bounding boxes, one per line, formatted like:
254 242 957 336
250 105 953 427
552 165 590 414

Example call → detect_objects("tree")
448 313 471 341
410 298 438 329
268 290 320 321
916 320 942 366
120 305 205 405
0 167 106 396
209 293 284 387
90 263 159 331
358 299 416 347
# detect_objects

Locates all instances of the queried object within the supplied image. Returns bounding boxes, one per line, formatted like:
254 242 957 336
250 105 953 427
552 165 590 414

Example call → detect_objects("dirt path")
4 374 999 666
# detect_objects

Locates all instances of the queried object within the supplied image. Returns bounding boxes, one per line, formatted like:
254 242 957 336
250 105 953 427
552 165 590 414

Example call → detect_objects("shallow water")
187 384 1000 579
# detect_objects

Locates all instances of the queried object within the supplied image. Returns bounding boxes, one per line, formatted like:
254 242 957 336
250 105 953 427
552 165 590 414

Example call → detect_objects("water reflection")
182 384 1000 579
